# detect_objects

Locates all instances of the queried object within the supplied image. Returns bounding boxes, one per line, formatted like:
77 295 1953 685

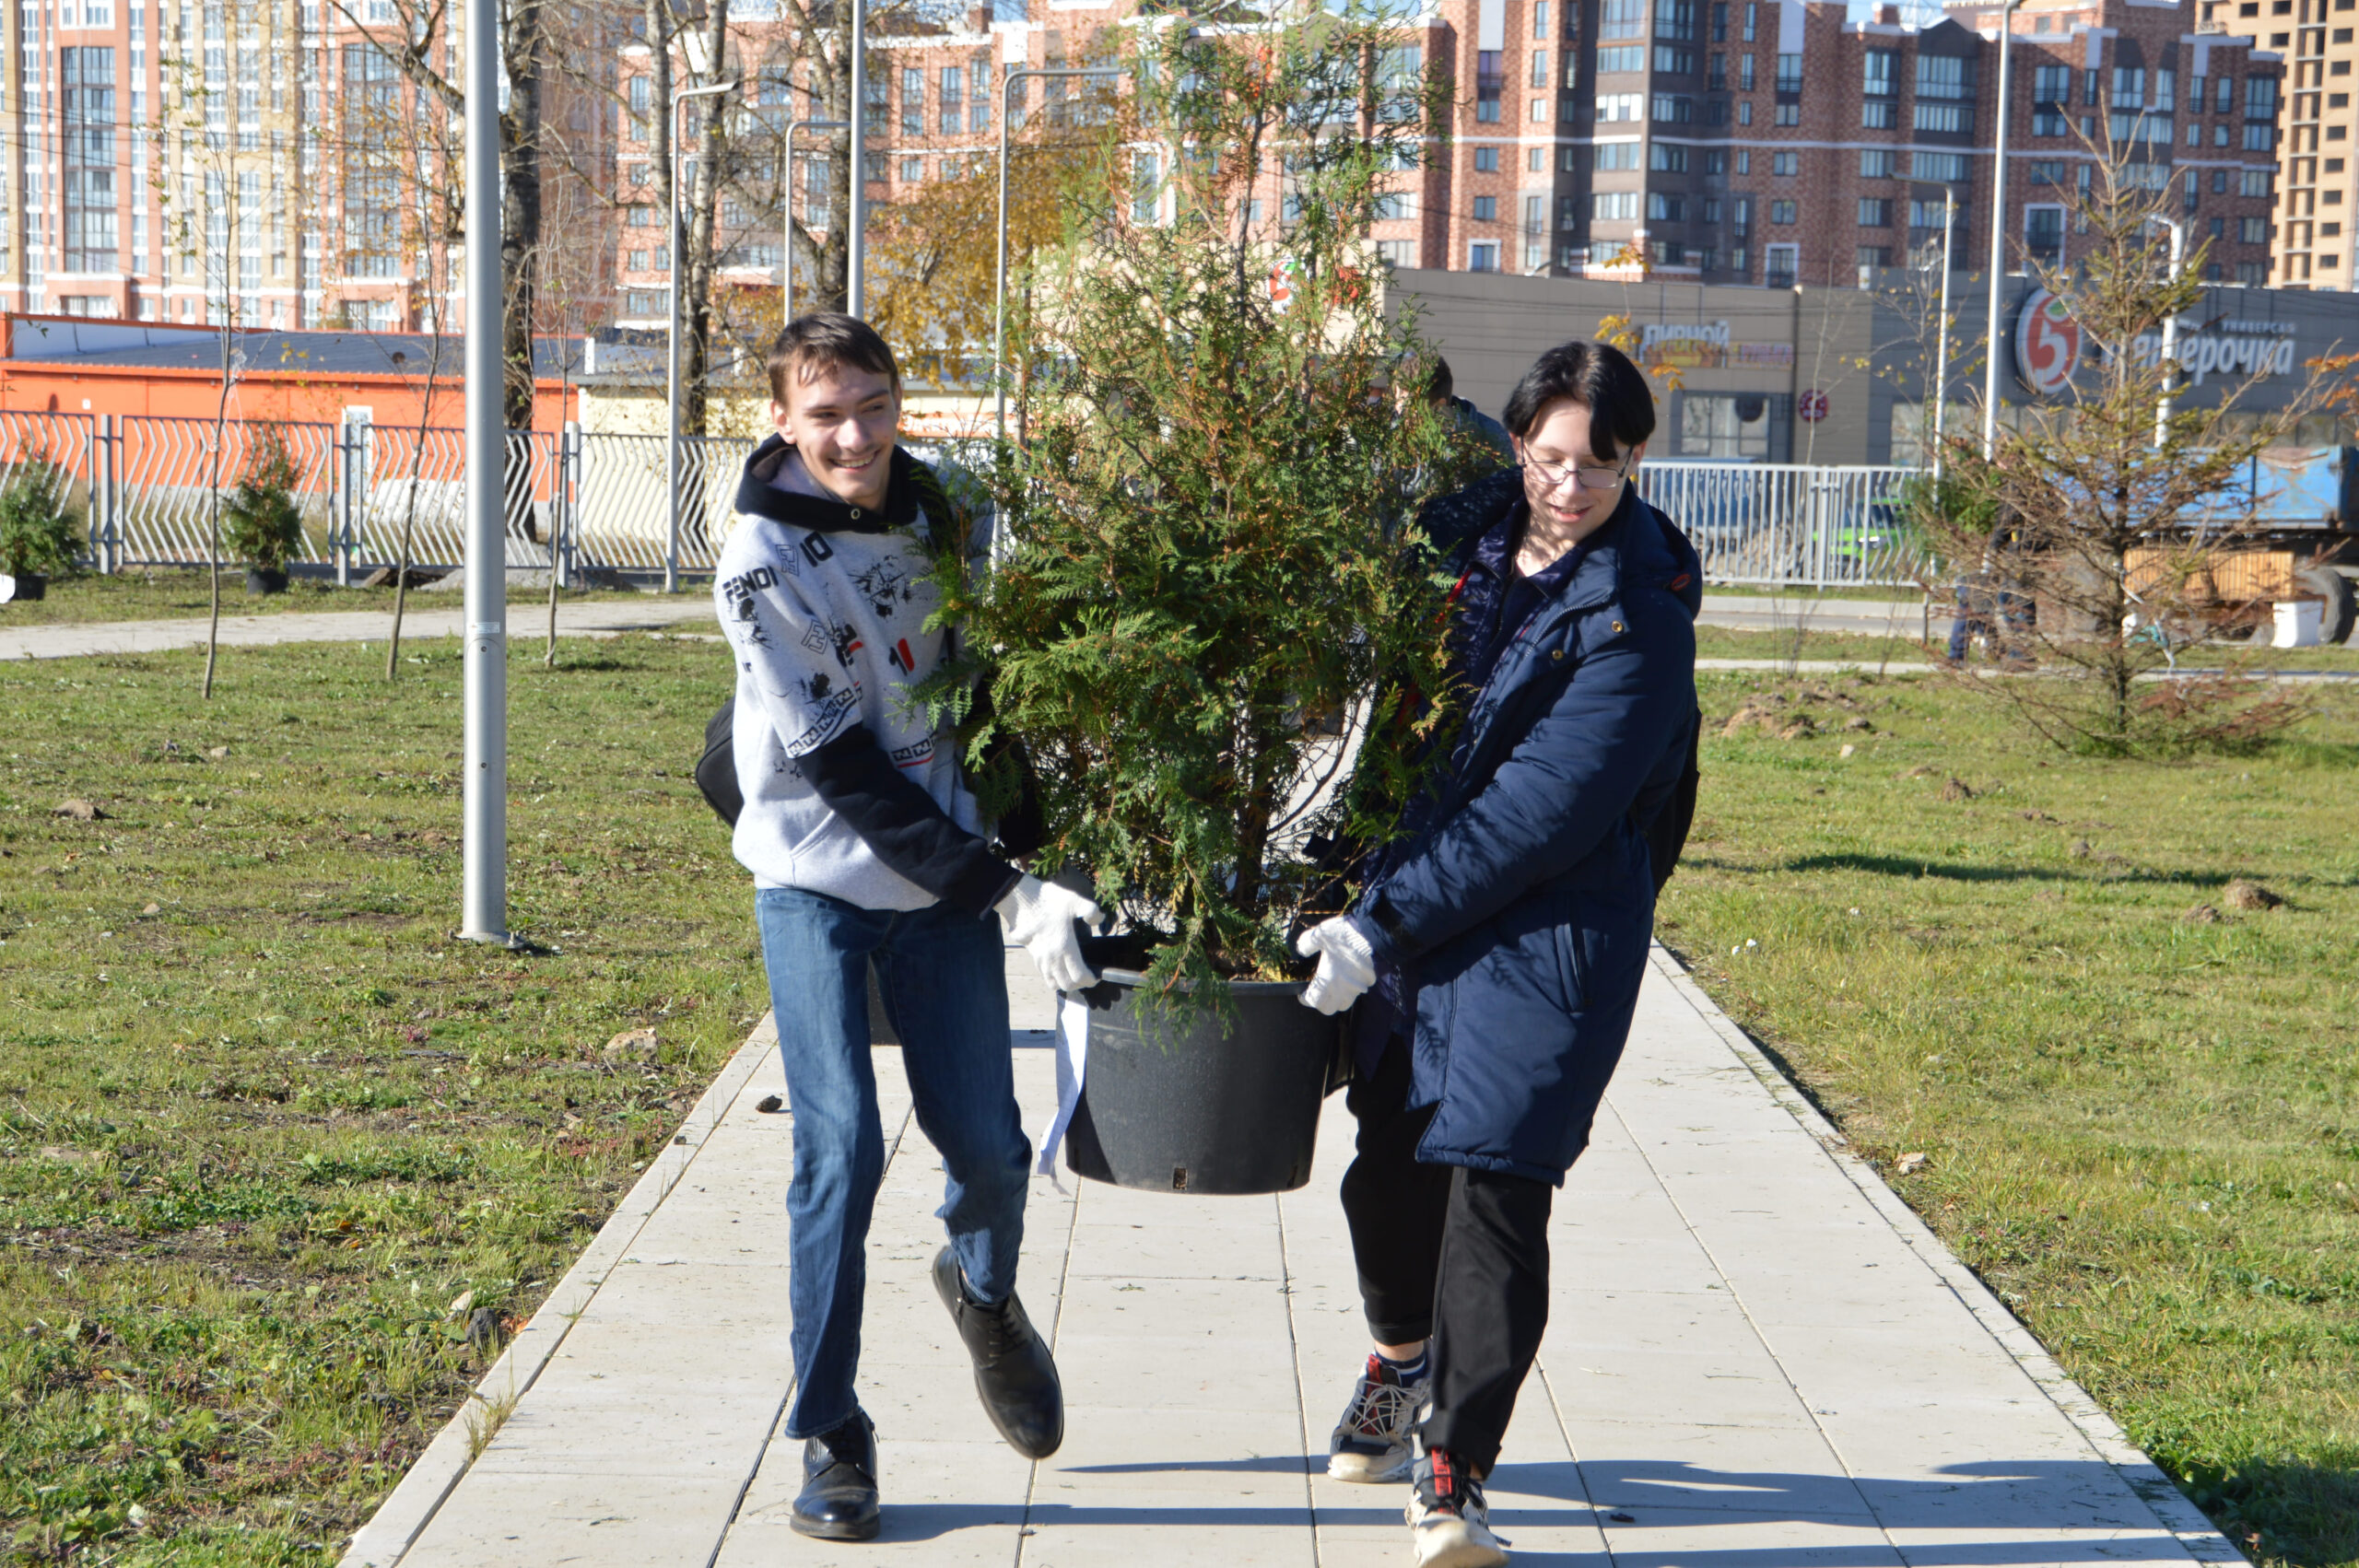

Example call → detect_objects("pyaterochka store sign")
2015 288 2298 393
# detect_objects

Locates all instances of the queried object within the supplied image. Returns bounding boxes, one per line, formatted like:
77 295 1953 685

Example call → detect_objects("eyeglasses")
1520 449 1633 492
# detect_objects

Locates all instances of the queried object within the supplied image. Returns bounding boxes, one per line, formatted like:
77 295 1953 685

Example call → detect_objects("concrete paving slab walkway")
0 595 717 661
339 948 2236 1568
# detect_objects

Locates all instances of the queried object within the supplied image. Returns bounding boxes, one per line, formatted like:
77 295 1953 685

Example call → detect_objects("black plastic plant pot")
1062 966 1342 1196
245 568 289 595
0 572 46 603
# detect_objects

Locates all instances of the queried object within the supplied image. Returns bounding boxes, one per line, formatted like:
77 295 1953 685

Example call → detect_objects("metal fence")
1635 461 1930 590
0 410 1924 590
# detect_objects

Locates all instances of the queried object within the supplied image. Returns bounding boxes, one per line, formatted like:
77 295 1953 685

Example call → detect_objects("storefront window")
1677 392 1789 460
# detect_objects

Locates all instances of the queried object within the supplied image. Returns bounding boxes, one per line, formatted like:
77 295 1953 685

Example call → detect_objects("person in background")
1295 341 1702 1568
1427 357 1515 468
712 312 1103 1541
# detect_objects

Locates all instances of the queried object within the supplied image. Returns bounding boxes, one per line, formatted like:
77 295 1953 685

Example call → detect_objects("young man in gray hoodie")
713 313 1101 1540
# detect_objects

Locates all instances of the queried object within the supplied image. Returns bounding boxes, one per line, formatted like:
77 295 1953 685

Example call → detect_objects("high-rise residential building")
2245 0 2354 286
2 0 617 329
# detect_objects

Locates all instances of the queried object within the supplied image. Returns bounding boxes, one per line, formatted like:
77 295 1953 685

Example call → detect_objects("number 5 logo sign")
2014 287 2083 396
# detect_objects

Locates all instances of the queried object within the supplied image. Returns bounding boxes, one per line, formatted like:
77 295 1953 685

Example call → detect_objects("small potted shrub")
221 425 307 594
0 455 79 602
932 9 1475 1194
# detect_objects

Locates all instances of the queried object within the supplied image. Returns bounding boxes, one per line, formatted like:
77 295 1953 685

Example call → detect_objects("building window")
902 67 923 135
2245 123 2275 150
1910 151 1967 182
1648 192 1686 221
62 46 117 274
1775 53 1802 93
1739 53 1755 90
1775 101 1799 124
2240 169 2271 197
1534 0 1550 37
1860 148 1894 178
1738 100 1752 124
1598 92 1646 121
1864 49 1895 96
1655 45 1695 73
1473 195 1497 221
1592 190 1642 219
1650 143 1689 171
1859 197 1890 226
900 156 923 183
1766 243 1798 284
2237 260 2268 285
1475 146 1500 171
1375 239 1416 267
1469 241 1500 271
1602 0 1644 37
1477 50 1503 121
2240 216 2271 242
972 56 993 133
1864 99 1896 128
2247 76 2279 119
1680 392 1785 458
1770 199 1797 223
1597 44 1645 73
1652 93 1693 122
1772 150 1798 175
2025 205 2065 262
1597 140 1640 169
940 65 962 134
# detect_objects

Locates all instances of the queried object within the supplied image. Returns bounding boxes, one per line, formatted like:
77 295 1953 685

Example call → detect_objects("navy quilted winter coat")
1356 472 1702 1184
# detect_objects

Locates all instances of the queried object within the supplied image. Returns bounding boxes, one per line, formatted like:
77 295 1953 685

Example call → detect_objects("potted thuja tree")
222 423 307 594
926 10 1474 1194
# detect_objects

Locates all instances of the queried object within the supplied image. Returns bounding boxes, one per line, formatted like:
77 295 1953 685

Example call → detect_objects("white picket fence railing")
0 410 1927 590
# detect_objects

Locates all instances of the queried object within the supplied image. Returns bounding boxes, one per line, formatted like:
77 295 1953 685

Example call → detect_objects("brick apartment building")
0 0 619 329
609 0 2284 319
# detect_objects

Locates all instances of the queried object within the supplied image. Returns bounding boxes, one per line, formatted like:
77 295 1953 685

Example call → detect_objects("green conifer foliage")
933 6 1490 1005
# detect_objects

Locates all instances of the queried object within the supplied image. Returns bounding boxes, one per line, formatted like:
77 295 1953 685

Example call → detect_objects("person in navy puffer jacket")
1295 341 1702 1568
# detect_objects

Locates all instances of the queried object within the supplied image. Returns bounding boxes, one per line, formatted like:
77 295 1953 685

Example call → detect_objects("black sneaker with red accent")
1405 1445 1508 1568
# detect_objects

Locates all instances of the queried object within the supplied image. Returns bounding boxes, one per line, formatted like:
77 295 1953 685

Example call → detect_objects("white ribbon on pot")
1035 991 1092 1185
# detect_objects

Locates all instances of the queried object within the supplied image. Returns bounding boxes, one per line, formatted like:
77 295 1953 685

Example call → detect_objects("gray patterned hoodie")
712 435 1019 916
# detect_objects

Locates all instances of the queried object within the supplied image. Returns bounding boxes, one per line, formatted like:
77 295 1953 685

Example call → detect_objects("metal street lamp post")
1910 180 1958 480
1980 0 2027 459
459 0 506 944
995 65 1125 445
781 117 847 326
666 77 741 596
2152 216 2185 448
849 0 867 314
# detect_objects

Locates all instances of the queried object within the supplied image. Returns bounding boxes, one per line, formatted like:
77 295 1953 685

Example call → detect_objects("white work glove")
995 874 1108 995
1296 916 1378 1016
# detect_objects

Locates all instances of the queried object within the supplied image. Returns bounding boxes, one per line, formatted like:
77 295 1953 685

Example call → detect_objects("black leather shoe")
933 1246 1064 1459
791 1410 881 1541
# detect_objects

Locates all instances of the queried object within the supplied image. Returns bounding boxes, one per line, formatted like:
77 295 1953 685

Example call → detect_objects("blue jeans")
754 886 1031 1440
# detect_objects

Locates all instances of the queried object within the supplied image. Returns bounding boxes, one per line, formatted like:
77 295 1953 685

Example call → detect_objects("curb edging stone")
334 1014 779 1568
1650 949 2246 1567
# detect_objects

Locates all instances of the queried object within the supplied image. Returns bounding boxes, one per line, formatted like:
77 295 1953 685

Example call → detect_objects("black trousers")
1340 1040 1554 1476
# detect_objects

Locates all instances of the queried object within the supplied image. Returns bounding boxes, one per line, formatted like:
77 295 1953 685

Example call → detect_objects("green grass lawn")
0 569 674 627
1662 670 2359 1568
0 637 755 1564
